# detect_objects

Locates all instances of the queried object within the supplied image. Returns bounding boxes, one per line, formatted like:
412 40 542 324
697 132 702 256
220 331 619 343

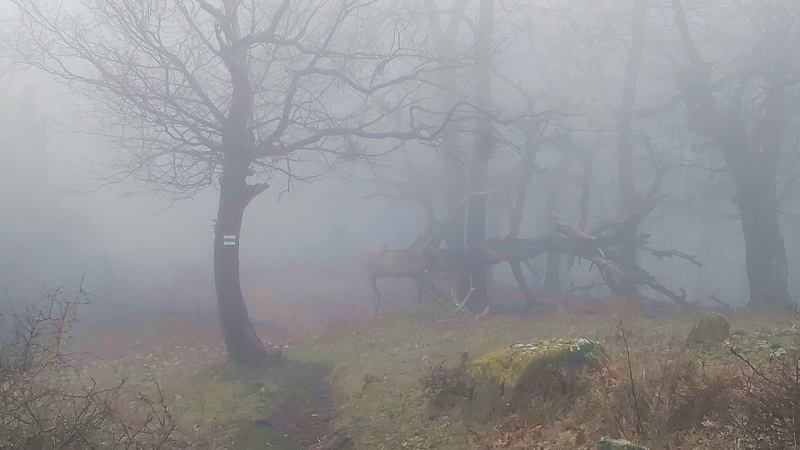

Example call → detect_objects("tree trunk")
616 0 647 296
543 153 573 292
443 148 471 302
463 0 494 313
726 73 792 308
427 0 471 303
214 167 269 366
465 158 489 312
733 177 791 307
213 9 274 366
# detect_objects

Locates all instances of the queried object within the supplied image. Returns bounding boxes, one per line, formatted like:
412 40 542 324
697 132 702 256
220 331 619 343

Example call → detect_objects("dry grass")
59 299 800 450
287 304 800 449
0 288 177 449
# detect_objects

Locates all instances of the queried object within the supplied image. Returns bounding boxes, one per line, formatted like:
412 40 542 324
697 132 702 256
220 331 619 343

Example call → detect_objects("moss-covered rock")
597 438 647 450
686 312 729 348
464 338 610 421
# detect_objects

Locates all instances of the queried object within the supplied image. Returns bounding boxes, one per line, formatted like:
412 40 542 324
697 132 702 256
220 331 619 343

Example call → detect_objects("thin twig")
618 319 644 435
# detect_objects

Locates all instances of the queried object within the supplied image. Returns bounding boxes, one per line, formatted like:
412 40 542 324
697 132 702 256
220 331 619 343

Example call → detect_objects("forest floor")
67 271 800 449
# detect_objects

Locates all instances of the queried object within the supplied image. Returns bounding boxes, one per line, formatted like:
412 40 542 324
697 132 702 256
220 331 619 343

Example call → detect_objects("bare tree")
425 0 472 307
667 0 800 307
366 0 703 312
9 0 449 365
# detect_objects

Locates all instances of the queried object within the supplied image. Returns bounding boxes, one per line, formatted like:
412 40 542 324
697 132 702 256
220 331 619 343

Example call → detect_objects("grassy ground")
290 305 688 449
68 301 800 449
290 305 800 449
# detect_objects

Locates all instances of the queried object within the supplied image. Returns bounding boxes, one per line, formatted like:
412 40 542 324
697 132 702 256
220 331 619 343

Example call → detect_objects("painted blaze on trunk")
214 28 272 366
214 165 269 366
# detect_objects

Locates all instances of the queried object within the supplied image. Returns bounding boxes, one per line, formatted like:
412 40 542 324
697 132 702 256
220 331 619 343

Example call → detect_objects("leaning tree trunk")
214 165 269 366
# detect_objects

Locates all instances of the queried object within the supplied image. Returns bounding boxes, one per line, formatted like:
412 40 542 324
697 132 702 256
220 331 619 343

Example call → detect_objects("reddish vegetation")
73 263 687 367
71 317 223 368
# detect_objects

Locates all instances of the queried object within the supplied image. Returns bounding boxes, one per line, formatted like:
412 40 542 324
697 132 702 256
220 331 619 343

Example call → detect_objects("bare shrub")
729 345 800 448
0 286 176 449
597 332 732 441
422 352 469 416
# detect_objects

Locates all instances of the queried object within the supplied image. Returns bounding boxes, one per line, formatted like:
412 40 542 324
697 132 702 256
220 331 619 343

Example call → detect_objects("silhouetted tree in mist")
9 0 451 366
668 0 800 308
367 0 702 312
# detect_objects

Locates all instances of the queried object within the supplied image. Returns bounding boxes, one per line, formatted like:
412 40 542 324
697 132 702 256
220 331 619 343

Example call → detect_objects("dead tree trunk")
368 212 697 311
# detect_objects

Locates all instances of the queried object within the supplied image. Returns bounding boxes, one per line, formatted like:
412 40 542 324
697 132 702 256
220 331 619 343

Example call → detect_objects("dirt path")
235 360 335 450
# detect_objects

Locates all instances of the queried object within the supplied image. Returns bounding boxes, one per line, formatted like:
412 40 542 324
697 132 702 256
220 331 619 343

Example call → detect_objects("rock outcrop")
686 312 730 348
464 338 611 421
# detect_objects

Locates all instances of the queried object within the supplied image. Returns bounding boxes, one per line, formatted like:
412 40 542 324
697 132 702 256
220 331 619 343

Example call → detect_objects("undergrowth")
0 287 176 449
288 305 800 449
422 351 469 417
30 298 800 449
729 344 800 448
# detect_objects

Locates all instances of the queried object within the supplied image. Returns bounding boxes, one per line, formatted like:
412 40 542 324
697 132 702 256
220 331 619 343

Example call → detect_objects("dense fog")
3 0 799 314
5 0 800 448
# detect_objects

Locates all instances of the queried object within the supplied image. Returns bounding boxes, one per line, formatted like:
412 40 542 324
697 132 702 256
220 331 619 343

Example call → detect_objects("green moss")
464 338 610 422
468 338 609 387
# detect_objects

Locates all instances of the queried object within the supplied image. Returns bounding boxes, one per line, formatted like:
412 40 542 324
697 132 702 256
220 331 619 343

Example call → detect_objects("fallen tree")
368 207 699 317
